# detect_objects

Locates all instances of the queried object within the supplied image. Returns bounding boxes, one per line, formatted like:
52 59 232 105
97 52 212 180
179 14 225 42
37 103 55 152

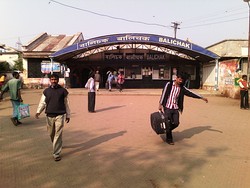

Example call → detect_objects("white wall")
0 54 19 67
202 63 216 87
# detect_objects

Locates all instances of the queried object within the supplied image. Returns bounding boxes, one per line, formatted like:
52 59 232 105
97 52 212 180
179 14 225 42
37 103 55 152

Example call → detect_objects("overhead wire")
49 0 248 31
182 17 247 29
49 0 170 28
183 7 246 24
182 7 248 29
2 1 246 47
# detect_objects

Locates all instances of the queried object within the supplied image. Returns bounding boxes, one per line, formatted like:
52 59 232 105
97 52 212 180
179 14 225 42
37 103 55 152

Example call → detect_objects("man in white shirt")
64 67 70 88
85 72 96 112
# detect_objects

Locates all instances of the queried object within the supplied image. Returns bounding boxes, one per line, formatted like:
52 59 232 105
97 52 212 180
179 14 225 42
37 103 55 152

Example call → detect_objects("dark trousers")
164 108 180 141
117 83 123 91
88 92 96 112
65 77 70 88
240 90 249 109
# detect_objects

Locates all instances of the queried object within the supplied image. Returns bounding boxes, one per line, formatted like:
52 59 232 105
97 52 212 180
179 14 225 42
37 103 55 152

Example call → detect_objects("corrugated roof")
22 32 83 58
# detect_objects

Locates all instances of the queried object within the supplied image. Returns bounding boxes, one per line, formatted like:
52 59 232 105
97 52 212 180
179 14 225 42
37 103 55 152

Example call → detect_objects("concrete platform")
0 88 249 188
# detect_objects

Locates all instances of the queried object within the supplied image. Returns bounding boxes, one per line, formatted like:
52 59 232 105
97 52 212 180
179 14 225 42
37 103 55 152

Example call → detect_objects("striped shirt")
166 82 180 109
159 81 203 112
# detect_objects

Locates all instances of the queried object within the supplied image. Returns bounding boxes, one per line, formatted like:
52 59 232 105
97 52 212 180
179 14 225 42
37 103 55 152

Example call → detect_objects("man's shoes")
16 120 22 125
166 139 174 145
54 156 61 162
10 117 18 126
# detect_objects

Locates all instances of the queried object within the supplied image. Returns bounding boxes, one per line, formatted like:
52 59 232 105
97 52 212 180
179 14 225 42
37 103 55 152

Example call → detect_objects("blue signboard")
51 33 219 61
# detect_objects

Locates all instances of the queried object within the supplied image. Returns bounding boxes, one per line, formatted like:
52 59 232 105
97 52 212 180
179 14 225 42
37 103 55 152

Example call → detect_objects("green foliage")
13 54 23 71
0 61 11 71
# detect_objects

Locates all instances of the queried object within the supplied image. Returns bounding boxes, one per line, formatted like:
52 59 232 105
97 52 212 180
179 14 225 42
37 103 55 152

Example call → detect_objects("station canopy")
51 33 219 62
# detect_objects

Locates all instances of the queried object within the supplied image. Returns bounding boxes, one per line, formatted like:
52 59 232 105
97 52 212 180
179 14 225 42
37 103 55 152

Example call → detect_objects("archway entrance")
51 33 219 89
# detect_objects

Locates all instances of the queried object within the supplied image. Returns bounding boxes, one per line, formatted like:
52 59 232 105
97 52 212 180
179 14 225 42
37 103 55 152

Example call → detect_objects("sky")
1 0 249 49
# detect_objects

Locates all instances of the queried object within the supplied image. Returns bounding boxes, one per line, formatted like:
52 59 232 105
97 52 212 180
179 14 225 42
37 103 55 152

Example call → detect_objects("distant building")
50 33 218 89
21 32 218 89
204 39 248 98
22 32 83 87
9 31 249 99
0 44 21 68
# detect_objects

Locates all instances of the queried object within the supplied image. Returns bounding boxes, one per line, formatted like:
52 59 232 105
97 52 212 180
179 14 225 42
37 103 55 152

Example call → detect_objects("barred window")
28 59 43 78
27 59 63 78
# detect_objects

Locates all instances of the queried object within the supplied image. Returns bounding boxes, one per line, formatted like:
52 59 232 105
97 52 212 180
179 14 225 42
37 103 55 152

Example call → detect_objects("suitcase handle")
158 110 165 120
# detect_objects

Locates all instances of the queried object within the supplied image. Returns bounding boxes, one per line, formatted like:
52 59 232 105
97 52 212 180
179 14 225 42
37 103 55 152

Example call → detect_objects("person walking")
0 72 23 126
158 73 208 145
107 71 114 91
117 71 125 92
238 74 249 109
0 74 7 88
0 74 7 95
94 70 101 91
40 74 50 89
35 74 70 161
18 72 24 89
64 67 71 89
85 72 96 112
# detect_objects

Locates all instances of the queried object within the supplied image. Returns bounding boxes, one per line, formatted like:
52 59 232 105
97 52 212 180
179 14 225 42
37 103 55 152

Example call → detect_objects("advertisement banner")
41 61 61 73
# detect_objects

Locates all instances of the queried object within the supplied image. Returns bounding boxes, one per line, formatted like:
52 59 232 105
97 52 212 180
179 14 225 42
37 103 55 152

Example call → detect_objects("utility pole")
171 22 181 38
243 0 250 79
16 37 22 51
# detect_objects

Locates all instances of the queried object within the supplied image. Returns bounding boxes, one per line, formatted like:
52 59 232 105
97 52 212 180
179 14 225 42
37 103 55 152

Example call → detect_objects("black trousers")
240 90 249 109
65 77 70 88
117 83 123 91
164 108 180 141
88 92 96 112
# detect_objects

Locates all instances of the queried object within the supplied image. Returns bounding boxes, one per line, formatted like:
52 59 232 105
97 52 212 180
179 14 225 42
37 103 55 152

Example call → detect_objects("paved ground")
0 88 250 188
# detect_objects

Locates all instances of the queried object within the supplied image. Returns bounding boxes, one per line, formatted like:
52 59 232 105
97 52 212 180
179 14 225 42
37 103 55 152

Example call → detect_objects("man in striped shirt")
159 73 208 145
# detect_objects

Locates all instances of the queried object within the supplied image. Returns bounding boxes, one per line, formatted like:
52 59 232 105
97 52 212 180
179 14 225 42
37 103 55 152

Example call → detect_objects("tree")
13 54 23 71
0 61 11 71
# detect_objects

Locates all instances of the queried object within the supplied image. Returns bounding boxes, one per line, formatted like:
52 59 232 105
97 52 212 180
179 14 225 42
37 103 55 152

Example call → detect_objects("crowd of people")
0 70 126 162
0 70 249 161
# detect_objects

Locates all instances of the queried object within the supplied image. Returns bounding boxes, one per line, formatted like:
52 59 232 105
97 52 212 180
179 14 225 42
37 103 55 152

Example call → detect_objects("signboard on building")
104 53 123 60
41 61 61 73
219 60 240 86
125 53 144 60
51 33 219 63
146 53 166 60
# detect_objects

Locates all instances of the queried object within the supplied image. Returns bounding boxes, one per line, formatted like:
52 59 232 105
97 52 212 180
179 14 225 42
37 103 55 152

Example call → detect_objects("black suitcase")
150 111 168 134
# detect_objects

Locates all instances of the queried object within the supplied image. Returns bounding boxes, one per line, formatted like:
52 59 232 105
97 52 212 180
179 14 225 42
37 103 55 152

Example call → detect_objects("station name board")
52 33 219 61
104 53 167 60
79 34 192 50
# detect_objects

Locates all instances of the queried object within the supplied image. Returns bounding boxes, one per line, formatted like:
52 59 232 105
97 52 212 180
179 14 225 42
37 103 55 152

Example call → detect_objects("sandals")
54 156 61 161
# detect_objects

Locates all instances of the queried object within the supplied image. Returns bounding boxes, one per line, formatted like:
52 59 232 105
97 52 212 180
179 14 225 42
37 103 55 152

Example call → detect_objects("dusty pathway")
0 89 250 188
